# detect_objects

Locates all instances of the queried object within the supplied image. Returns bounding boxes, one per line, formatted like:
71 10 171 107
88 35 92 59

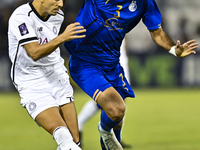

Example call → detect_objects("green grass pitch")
0 88 200 150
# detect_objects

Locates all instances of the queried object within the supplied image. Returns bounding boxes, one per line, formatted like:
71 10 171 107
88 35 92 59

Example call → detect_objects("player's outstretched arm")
149 27 198 57
24 22 86 61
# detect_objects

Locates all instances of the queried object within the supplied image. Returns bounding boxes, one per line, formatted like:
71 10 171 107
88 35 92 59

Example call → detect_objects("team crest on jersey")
29 102 37 111
53 26 57 34
129 1 137 12
18 23 29 36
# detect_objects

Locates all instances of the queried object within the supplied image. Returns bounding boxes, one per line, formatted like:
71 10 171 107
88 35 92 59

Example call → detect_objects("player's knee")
108 104 126 121
117 104 126 120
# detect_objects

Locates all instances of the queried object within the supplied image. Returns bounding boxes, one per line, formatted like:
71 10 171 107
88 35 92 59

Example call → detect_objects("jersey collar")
29 1 51 22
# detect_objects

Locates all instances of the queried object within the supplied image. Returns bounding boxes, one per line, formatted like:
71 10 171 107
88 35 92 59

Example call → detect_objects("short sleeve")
9 11 38 45
142 0 162 30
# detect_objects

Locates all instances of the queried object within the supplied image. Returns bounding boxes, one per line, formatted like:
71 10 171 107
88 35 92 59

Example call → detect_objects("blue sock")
100 110 122 131
100 137 107 150
113 128 121 142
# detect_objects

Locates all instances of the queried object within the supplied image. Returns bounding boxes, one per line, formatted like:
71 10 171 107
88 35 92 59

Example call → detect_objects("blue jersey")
64 0 162 65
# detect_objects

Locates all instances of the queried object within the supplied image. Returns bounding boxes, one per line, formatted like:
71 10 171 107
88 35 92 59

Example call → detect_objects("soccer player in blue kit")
64 0 198 149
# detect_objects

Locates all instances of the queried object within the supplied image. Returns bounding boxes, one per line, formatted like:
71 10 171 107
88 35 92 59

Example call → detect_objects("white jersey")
8 1 68 90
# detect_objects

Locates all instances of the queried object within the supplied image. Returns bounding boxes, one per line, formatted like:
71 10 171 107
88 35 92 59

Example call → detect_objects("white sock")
53 126 79 150
78 100 99 131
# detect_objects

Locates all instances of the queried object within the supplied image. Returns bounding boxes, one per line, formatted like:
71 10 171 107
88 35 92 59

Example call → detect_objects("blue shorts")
69 57 135 103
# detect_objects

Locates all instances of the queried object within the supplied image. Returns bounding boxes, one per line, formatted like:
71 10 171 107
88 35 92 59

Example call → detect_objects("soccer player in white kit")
8 0 86 149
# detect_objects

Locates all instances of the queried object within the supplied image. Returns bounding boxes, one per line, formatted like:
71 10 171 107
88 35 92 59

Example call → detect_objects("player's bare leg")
96 87 124 150
35 107 67 134
60 102 80 144
35 106 81 150
97 87 125 122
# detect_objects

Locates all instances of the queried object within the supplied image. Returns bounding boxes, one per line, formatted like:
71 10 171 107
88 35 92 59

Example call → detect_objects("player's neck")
32 1 49 19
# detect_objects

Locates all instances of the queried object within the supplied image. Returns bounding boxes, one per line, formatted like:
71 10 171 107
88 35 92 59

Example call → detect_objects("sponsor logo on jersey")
101 18 123 31
18 23 29 36
38 37 49 45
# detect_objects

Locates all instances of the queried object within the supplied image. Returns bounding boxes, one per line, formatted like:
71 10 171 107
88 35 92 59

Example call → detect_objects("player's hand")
62 22 86 41
175 40 198 57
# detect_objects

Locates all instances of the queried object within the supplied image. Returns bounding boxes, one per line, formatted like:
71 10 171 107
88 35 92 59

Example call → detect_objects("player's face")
44 0 63 16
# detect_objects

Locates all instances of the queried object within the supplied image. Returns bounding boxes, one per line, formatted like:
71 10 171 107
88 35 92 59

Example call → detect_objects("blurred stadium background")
0 0 200 150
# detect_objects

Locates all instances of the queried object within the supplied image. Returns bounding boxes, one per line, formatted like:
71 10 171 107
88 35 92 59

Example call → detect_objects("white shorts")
19 78 74 120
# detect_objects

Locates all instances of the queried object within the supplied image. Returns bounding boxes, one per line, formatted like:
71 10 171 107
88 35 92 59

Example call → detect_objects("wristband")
169 46 177 57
